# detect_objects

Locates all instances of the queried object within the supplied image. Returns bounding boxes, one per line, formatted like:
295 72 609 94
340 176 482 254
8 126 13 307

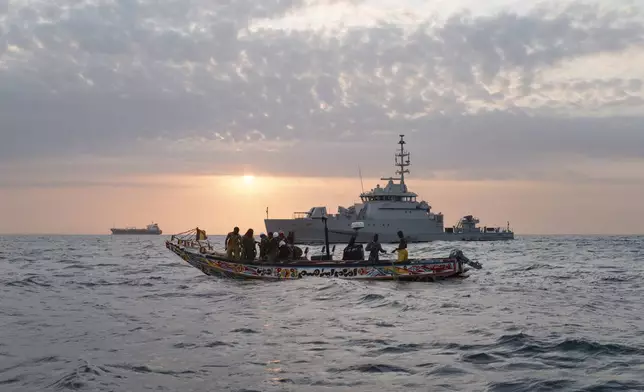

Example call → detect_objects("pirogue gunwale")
165 234 483 281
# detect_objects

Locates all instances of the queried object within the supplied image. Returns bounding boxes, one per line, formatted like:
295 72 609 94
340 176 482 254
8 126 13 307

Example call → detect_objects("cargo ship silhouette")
110 222 162 235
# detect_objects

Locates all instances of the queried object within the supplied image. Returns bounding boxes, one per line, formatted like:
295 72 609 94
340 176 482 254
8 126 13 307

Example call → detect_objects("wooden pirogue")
165 227 483 281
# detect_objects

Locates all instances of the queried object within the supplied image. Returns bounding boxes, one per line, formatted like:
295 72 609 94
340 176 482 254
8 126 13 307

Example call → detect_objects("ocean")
1 235 643 391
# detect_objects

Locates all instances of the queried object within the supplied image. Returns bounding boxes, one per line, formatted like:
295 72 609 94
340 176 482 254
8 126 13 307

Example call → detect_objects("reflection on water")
1 235 644 391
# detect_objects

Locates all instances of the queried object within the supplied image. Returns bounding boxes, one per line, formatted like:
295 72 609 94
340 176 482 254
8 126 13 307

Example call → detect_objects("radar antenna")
395 134 410 184
379 134 412 190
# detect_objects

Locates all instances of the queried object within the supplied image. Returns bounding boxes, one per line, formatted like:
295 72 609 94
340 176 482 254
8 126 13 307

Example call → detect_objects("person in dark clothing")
264 232 274 260
391 230 408 262
342 235 364 261
292 246 304 260
258 233 269 260
285 232 300 260
347 235 356 247
268 232 281 262
365 234 386 262
241 229 257 261
278 238 291 260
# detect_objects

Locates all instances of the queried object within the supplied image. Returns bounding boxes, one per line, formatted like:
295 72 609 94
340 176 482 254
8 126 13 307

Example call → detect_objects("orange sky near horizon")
1 174 643 235
3 0 644 238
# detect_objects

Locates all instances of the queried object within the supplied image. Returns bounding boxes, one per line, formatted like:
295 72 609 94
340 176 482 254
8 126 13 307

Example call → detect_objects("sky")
1 0 644 235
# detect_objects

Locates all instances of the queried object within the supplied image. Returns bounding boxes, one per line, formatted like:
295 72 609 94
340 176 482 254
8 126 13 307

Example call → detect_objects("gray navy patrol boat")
265 135 514 244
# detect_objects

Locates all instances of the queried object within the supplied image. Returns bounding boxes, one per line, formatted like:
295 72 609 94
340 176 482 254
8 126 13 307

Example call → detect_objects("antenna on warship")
396 134 411 185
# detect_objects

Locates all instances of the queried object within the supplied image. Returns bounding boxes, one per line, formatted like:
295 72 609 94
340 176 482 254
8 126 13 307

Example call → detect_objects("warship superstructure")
265 135 514 243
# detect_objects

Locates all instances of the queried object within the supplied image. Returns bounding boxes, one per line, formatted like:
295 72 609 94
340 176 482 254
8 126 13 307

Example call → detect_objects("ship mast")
379 134 412 190
395 134 410 185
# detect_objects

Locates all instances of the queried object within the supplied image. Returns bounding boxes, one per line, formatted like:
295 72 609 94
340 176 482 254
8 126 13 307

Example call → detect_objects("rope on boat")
174 228 197 237
170 228 214 252
391 259 399 281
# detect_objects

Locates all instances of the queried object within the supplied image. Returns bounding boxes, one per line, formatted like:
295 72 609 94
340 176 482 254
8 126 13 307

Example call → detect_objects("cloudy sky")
1 0 644 235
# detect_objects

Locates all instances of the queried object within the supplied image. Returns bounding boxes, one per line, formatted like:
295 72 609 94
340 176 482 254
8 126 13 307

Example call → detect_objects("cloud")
0 178 193 189
1 0 644 183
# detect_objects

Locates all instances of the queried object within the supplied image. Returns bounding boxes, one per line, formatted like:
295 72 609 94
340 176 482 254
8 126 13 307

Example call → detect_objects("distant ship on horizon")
110 222 162 235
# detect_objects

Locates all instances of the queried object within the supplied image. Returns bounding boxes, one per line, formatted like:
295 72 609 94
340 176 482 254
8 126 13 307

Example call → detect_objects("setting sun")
243 175 255 185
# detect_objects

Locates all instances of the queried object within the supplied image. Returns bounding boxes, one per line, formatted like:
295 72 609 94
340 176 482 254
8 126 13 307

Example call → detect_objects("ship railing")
483 227 514 234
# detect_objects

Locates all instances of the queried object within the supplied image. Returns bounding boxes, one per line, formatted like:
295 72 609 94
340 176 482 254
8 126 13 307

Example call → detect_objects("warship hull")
264 134 515 244
265 218 513 244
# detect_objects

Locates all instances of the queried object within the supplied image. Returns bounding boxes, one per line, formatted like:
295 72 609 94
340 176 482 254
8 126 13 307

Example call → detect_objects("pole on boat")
322 216 330 260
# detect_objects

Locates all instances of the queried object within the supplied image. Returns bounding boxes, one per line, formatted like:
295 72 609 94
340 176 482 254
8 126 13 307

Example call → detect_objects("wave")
2 235 644 391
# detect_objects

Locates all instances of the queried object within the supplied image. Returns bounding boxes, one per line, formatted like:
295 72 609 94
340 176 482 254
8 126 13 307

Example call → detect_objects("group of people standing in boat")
343 230 408 262
224 226 408 263
224 227 303 262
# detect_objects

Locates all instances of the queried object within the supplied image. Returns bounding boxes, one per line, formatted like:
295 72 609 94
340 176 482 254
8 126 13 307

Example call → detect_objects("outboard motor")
449 249 483 270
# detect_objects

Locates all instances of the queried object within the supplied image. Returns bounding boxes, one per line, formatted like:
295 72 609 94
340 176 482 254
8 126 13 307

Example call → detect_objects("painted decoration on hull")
166 241 467 281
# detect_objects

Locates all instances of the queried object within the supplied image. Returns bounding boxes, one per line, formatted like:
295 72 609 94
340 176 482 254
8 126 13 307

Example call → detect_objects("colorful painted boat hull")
165 240 474 281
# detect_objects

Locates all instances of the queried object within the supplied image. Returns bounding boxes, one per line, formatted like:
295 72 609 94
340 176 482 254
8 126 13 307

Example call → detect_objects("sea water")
1 235 643 391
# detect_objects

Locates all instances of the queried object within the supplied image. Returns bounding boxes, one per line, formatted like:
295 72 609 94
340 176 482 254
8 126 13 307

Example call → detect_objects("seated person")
278 240 291 260
342 235 364 261
292 245 304 260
